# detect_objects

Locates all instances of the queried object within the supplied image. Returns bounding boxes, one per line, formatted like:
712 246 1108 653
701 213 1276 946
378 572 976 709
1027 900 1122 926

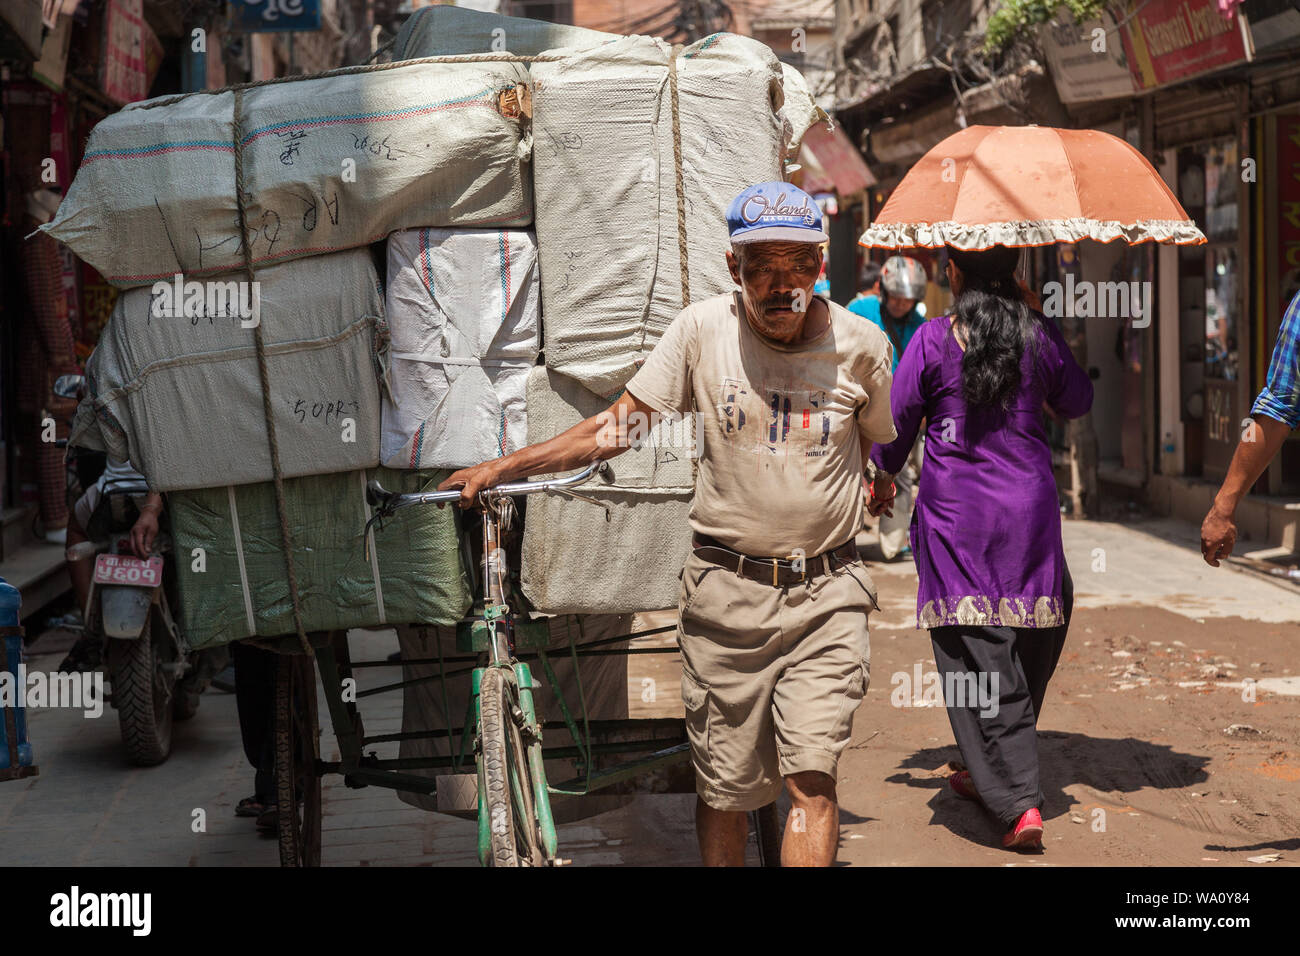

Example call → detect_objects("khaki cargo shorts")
675 548 877 812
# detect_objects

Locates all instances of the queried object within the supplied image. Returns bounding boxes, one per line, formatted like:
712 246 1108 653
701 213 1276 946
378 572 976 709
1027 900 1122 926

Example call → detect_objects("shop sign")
1119 0 1252 92
1277 114 1300 310
236 0 322 33
1038 11 1135 104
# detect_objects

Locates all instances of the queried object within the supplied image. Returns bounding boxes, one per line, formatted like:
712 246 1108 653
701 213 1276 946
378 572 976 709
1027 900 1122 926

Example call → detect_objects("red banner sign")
1278 115 1300 313
1120 0 1250 91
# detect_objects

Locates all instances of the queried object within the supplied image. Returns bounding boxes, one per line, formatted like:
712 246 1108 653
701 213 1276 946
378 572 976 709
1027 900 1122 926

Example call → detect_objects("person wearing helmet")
848 256 929 373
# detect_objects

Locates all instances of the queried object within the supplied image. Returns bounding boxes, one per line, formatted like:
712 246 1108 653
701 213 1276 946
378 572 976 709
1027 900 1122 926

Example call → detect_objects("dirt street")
4 516 1296 867
835 515 1300 866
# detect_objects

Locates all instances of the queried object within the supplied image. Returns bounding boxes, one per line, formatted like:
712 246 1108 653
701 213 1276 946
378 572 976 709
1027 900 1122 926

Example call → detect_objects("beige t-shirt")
625 291 896 557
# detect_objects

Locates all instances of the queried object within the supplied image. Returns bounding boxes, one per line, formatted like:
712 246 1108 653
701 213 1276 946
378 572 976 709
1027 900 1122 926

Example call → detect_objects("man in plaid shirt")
1201 291 1300 565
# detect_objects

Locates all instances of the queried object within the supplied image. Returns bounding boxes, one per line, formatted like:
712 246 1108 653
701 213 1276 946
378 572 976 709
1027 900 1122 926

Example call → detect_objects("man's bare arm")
437 389 662 508
1200 415 1291 565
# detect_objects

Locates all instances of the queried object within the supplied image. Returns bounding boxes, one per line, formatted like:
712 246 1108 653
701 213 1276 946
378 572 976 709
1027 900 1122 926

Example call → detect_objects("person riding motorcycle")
58 454 161 672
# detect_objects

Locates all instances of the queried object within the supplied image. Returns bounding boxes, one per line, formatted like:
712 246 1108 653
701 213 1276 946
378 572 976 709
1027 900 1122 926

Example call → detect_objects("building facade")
831 0 1299 558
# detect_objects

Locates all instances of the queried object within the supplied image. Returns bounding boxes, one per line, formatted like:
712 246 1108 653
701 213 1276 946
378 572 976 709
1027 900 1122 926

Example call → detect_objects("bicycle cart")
268 462 782 867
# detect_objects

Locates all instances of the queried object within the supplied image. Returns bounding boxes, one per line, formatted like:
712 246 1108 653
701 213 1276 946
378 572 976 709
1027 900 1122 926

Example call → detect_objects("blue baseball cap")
726 181 829 245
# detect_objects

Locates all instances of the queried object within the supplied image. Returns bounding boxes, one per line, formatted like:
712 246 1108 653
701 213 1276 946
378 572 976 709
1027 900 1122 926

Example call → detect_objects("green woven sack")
170 468 470 650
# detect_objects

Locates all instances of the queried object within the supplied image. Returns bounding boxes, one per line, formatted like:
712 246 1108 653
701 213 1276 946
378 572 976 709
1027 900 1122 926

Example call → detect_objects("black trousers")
929 567 1073 829
232 641 277 804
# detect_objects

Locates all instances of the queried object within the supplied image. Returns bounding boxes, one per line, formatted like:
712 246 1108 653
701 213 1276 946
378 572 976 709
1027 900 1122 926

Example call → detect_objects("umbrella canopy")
859 125 1206 250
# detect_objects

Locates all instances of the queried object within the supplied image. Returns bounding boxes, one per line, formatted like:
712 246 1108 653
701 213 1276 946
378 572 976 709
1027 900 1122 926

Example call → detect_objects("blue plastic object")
0 576 35 771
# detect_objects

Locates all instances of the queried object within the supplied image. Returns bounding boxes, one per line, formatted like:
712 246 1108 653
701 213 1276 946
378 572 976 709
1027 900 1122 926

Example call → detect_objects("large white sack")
381 227 539 469
41 59 532 288
78 249 384 491
530 33 791 396
520 367 695 615
392 3 617 58
779 62 829 162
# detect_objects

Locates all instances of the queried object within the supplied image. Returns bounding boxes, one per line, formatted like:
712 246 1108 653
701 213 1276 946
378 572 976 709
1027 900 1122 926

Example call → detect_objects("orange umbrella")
859 125 1206 250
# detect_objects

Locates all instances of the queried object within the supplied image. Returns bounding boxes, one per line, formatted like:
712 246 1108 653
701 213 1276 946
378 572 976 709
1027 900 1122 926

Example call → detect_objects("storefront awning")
799 121 876 197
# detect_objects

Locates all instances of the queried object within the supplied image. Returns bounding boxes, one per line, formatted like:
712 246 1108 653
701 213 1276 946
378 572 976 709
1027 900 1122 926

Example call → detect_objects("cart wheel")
753 802 782 867
478 666 545 867
275 653 322 867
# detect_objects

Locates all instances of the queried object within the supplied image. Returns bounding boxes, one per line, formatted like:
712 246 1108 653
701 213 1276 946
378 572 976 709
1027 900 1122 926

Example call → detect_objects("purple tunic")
870 313 1093 629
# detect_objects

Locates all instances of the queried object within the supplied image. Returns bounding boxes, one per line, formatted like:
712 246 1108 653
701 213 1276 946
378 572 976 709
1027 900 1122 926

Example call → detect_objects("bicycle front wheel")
478 666 545 867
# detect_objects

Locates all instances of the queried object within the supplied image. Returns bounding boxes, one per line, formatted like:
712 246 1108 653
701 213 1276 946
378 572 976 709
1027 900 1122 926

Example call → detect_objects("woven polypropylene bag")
778 62 828 162
529 33 787 397
81 248 384 491
168 468 471 650
41 59 532 288
381 227 539 469
392 3 616 58
519 366 695 614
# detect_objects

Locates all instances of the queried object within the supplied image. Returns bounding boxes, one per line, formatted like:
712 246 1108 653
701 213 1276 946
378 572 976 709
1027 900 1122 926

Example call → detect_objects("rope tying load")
231 86 312 657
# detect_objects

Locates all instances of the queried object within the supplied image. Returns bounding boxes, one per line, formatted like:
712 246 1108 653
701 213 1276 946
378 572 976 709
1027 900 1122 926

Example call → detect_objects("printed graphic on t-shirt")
716 377 840 460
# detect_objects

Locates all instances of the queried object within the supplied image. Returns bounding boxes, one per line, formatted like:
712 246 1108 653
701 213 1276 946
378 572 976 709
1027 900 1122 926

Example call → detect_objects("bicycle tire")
478 666 546 866
275 654 322 867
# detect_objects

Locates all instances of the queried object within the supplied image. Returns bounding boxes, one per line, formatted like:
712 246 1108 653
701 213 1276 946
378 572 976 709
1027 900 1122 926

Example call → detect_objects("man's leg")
782 770 838 867
232 641 277 805
771 559 874 867
695 800 749 866
676 551 785 865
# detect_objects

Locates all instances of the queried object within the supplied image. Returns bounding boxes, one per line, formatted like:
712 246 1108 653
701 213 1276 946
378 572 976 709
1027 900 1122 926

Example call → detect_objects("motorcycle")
53 374 221 766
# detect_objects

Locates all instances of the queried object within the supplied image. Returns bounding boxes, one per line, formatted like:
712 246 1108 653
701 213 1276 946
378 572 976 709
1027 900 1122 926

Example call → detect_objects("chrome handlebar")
365 460 609 519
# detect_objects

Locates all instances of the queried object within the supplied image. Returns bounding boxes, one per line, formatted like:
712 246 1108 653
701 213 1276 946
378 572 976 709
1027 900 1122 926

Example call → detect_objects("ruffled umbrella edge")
858 217 1208 250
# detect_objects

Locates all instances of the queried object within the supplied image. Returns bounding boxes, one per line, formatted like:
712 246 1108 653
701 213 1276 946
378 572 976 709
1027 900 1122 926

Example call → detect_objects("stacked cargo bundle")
50 4 826 640
49 54 543 645
380 227 540 470
389 5 822 615
519 367 696 615
40 58 533 285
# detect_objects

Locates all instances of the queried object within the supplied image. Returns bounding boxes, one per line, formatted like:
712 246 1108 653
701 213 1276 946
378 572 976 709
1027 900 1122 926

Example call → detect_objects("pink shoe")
1002 808 1044 851
949 770 980 801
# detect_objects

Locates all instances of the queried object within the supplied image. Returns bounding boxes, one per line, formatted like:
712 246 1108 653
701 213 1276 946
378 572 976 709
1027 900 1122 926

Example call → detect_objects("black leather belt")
691 533 860 587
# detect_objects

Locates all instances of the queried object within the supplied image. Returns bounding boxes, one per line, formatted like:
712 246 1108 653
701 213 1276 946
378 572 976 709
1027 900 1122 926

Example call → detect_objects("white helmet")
880 256 928 299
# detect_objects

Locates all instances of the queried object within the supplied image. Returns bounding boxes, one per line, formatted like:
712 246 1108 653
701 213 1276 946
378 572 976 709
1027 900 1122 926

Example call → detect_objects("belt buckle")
776 553 806 586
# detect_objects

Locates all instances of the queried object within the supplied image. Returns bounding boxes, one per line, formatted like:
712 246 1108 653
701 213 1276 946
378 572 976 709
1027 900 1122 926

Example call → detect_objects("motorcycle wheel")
110 607 176 766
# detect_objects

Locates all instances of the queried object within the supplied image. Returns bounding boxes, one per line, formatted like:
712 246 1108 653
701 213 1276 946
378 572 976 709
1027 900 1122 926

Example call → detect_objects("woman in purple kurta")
868 244 1093 851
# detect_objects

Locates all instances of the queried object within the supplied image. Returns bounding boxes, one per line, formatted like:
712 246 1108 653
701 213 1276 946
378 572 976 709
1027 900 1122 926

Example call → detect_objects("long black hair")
946 244 1040 410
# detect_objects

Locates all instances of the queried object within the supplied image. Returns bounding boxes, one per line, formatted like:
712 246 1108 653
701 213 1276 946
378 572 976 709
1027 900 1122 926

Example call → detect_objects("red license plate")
93 554 163 588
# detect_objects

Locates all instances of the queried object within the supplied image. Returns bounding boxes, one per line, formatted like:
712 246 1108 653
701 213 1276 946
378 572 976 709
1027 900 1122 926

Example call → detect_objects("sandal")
235 796 267 818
